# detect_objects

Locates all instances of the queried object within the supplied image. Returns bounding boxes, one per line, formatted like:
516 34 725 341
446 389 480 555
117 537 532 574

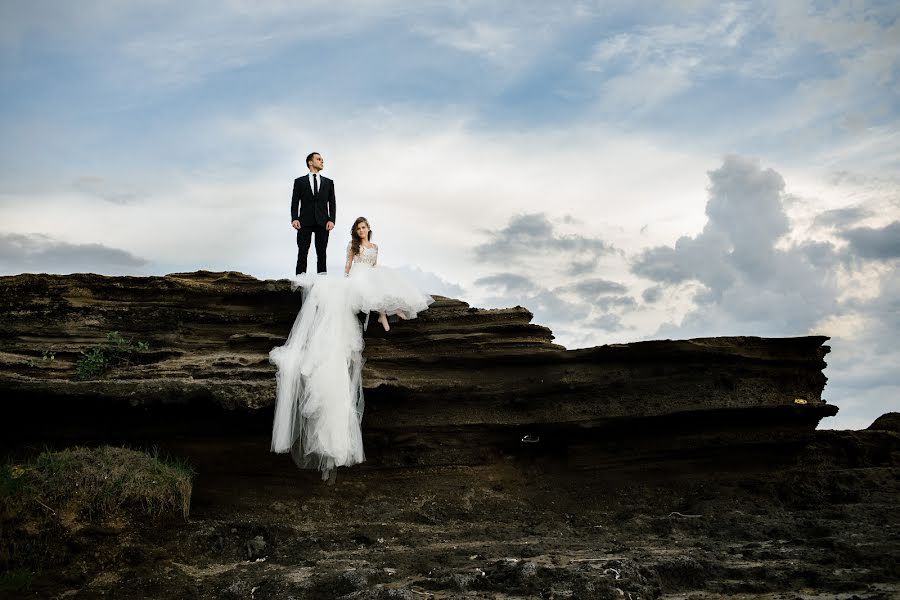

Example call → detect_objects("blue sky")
1 0 898 429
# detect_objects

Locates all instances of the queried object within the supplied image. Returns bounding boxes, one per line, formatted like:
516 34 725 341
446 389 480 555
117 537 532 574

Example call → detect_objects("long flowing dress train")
269 274 366 477
269 259 433 478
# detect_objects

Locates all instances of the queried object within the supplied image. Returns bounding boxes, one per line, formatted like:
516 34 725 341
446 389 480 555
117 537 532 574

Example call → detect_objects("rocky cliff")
2 271 897 600
0 270 834 436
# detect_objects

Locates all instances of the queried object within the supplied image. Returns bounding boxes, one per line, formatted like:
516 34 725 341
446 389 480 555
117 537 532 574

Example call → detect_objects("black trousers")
296 224 329 274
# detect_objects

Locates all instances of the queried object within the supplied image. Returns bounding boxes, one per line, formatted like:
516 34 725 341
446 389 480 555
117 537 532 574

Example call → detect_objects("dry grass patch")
1 445 193 586
3 446 192 523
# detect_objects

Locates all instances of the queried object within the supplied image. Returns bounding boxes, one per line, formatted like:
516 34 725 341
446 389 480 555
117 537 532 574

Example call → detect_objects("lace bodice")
348 242 378 267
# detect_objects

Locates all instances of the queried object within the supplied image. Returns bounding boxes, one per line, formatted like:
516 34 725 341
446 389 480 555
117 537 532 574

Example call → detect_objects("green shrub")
75 331 149 380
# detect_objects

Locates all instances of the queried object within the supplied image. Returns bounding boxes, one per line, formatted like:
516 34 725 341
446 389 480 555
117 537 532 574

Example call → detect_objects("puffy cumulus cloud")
813 206 872 229
475 271 592 321
797 240 841 270
589 313 625 333
633 157 793 292
862 265 900 351
526 289 593 322
556 278 636 309
839 221 900 260
562 277 627 298
472 213 636 347
0 232 147 275
592 296 638 311
556 279 636 312
633 155 840 333
816 261 900 429
630 155 900 429
473 213 616 270
480 287 593 324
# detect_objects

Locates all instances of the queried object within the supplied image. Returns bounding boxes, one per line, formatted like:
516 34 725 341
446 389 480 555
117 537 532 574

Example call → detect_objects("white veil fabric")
269 274 366 478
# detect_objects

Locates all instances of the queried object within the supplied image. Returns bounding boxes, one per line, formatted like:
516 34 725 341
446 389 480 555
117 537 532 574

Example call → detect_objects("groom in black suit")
291 152 336 274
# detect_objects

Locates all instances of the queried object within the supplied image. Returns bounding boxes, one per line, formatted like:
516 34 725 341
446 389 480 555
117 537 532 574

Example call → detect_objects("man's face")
309 154 324 171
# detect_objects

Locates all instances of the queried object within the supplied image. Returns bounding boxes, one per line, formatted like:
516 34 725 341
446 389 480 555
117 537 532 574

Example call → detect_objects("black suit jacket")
291 174 336 227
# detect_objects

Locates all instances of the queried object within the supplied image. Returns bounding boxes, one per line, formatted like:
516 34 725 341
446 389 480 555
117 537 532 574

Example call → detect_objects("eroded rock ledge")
5 272 898 600
0 270 835 437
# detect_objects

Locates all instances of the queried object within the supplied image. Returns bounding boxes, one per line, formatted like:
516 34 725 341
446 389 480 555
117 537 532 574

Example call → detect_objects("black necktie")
313 174 319 195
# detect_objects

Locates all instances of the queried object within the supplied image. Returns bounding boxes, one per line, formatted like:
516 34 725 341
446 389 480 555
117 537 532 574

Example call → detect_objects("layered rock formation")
3 271 898 600
0 270 835 430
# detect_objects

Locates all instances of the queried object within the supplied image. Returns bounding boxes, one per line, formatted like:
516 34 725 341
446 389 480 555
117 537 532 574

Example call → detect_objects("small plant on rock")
75 331 150 380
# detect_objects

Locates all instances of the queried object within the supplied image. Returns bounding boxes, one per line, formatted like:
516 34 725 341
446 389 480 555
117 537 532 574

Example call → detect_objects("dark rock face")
0 271 298 411
0 270 834 427
868 411 900 432
2 271 896 600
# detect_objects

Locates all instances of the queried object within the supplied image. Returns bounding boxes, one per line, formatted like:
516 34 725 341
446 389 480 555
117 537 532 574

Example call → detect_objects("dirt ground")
4 425 898 600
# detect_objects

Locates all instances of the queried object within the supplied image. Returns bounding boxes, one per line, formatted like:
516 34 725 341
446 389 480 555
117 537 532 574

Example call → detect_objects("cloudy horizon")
1 1 898 429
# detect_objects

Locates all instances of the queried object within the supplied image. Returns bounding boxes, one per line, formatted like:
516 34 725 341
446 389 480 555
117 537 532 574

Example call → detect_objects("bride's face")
355 222 370 240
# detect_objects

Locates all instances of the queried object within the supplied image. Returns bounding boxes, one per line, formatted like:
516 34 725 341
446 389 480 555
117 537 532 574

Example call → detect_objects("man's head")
307 152 324 172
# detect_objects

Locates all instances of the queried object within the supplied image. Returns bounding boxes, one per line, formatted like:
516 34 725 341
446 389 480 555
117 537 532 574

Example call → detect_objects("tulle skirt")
269 268 433 478
347 263 433 318
269 274 365 477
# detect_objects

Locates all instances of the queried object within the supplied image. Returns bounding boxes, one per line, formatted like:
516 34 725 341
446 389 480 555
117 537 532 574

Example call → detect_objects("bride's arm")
344 243 354 275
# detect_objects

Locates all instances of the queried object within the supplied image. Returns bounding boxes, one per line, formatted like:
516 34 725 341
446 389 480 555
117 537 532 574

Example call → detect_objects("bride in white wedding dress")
269 216 433 481
344 217 432 331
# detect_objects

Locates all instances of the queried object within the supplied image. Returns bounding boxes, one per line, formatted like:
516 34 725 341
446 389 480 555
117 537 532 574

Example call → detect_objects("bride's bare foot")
378 313 390 332
396 311 409 321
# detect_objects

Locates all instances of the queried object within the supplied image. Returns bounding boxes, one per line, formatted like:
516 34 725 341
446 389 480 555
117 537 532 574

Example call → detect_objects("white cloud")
0 1 421 91
414 21 517 63
119 30 286 88
584 3 759 110
634 156 838 332
0 232 147 275
631 156 899 429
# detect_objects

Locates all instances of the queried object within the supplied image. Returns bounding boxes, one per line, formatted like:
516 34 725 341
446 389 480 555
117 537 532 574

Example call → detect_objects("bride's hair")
350 217 371 257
